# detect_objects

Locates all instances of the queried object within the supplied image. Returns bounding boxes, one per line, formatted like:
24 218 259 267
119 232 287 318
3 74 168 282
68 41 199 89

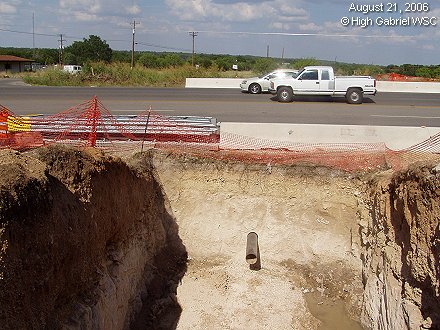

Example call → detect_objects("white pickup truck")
269 66 376 104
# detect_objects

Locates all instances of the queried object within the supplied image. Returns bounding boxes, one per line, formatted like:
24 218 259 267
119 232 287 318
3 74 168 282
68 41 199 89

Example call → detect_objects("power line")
0 27 82 44
0 27 125 43
135 41 190 52
0 25 422 46
0 27 57 37
0 25 186 52
195 30 417 39
101 38 127 43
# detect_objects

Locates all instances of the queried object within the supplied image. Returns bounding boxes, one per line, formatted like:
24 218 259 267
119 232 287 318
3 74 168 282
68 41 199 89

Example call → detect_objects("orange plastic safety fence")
1 97 440 173
0 105 44 150
376 73 439 82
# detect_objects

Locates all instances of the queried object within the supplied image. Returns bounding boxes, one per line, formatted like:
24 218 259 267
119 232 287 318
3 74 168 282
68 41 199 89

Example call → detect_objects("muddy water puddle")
305 292 364 330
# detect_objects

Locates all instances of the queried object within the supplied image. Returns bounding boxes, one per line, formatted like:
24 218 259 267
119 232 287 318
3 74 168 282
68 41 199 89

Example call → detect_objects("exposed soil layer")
0 147 439 329
361 165 440 329
0 146 187 329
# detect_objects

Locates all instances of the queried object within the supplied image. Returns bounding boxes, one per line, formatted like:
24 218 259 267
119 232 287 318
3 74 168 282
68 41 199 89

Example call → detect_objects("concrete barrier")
185 78 242 89
186 78 440 93
220 122 440 151
376 81 440 93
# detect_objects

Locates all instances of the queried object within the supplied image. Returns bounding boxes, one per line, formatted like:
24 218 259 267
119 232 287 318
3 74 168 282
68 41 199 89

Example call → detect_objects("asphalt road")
1 78 439 127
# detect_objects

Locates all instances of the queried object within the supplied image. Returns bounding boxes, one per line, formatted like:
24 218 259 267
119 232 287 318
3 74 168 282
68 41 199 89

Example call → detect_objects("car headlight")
242 80 247 84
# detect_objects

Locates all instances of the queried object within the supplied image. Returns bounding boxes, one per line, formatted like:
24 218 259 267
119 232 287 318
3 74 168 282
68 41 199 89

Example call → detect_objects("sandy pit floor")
152 153 367 329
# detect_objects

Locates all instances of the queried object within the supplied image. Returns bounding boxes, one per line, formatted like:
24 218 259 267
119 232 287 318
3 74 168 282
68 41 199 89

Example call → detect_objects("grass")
21 62 255 87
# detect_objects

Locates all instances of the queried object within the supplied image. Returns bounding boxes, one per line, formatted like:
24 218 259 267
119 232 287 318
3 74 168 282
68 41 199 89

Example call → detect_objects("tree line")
1 35 439 78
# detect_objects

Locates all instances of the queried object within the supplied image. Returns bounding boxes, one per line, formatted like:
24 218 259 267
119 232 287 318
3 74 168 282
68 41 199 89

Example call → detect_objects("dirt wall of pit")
361 165 440 330
0 146 186 329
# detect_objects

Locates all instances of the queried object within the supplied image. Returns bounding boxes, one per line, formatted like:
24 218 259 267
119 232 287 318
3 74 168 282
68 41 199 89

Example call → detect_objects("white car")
240 69 298 94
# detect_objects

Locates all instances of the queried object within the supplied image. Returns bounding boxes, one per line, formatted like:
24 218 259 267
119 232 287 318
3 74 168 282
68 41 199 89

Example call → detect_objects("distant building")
0 55 35 74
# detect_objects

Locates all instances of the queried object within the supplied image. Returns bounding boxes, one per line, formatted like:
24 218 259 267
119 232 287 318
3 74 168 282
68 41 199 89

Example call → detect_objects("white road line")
371 115 440 119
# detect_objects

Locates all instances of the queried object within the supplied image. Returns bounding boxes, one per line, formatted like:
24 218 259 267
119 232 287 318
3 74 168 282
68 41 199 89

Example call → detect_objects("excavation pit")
0 146 439 329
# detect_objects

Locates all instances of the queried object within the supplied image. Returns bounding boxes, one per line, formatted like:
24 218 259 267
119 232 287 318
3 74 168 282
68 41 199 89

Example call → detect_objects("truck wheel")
277 87 293 102
249 83 262 94
346 88 363 104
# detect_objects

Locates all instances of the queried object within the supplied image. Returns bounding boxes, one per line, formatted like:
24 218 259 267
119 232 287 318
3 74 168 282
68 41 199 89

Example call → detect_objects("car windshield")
259 72 273 79
259 70 298 79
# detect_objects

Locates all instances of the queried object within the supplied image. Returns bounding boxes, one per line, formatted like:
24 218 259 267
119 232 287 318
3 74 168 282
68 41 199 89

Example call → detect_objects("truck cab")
293 67 334 94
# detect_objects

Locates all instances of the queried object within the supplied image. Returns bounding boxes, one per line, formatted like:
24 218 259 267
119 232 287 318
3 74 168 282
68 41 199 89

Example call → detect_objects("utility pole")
189 31 198 67
32 13 35 57
58 34 64 66
131 20 139 69
266 45 269 58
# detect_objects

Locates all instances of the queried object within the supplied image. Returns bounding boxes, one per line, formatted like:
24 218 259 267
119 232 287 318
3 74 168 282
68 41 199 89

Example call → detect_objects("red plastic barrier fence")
1 97 439 172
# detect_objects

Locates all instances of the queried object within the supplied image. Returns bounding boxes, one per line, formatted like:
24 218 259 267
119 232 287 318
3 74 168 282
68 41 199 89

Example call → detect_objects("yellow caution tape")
7 116 31 132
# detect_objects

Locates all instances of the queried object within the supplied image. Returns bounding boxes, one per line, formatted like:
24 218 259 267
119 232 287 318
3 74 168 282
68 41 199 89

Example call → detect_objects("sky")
0 0 439 65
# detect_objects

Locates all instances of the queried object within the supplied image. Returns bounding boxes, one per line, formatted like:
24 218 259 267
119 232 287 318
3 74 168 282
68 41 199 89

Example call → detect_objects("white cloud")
271 22 292 30
420 44 435 50
126 5 141 15
298 22 321 32
278 14 307 23
59 0 95 10
0 2 18 14
279 2 306 17
73 12 102 22
58 0 141 18
164 0 306 23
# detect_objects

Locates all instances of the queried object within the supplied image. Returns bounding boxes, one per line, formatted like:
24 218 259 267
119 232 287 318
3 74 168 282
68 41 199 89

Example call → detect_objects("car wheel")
249 83 262 94
277 87 293 102
346 88 363 104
